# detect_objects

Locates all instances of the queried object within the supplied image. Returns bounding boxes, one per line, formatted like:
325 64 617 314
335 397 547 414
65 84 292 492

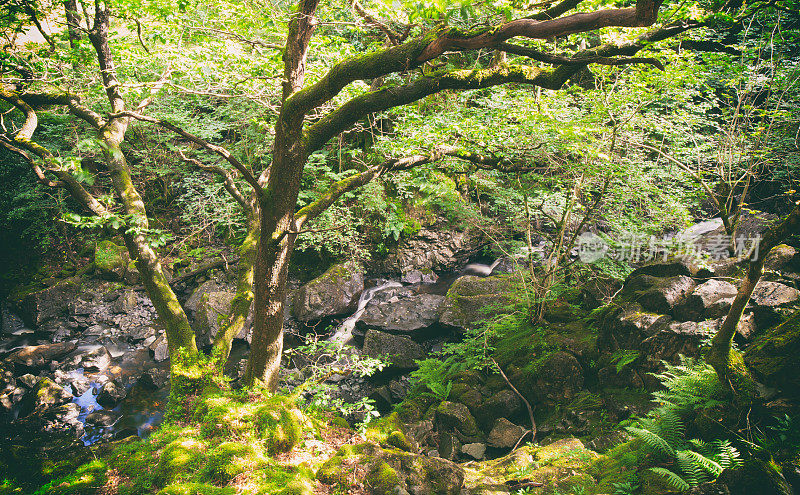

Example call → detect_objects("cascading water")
329 280 403 344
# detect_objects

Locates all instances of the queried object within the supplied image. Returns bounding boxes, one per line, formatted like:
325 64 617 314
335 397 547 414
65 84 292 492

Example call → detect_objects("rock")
627 259 695 279
750 281 800 308
150 335 169 362
401 269 439 285
674 279 738 321
523 351 584 404
128 325 156 342
462 442 486 460
17 373 38 389
4 341 77 371
439 276 515 332
195 291 235 347
112 290 138 314
185 280 221 314
617 274 695 314
86 409 122 427
19 378 73 417
362 330 425 370
714 459 794 495
95 240 134 282
64 345 112 371
638 320 716 376
765 244 797 271
374 225 482 275
487 418 526 449
139 367 169 390
70 376 91 396
16 278 80 328
292 261 364 321
474 390 523 431
96 380 126 407
435 401 478 437
357 293 445 335
598 303 673 352
745 310 800 395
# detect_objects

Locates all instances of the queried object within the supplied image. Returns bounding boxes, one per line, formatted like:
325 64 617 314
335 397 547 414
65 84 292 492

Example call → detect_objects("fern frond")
626 427 676 458
688 438 711 456
680 449 721 481
710 440 742 470
648 467 691 491
657 409 684 448
676 450 705 486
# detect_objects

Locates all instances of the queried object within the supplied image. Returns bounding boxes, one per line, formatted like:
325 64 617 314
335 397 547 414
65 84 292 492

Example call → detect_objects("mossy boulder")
292 261 364 321
15 278 80 328
439 275 516 332
435 401 479 437
194 291 236 347
362 329 425 370
745 309 800 396
616 273 695 315
95 240 138 283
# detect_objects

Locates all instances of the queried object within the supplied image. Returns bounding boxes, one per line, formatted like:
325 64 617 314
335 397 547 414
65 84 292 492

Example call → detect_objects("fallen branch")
492 358 537 441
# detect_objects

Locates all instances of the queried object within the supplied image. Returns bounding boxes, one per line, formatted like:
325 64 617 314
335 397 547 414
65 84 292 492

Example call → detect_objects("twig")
492 358 537 441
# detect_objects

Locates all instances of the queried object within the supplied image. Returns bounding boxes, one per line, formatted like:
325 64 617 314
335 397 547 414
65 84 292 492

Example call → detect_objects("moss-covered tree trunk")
707 205 800 396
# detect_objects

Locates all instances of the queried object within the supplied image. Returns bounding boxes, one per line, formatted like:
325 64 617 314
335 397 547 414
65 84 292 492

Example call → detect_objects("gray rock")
96 380 126 407
439 275 516 332
598 303 673 352
462 442 486 460
70 376 91 396
750 281 800 308
86 410 121 427
16 278 80 327
674 279 738 321
139 368 168 390
150 336 169 362
65 345 112 371
401 269 439 284
292 261 364 321
487 418 526 449
128 325 156 342
184 280 221 316
112 290 138 314
362 330 425 370
525 351 584 404
20 378 73 416
195 291 235 347
765 244 797 272
17 374 38 389
4 341 77 370
618 274 695 314
435 401 479 436
357 293 445 335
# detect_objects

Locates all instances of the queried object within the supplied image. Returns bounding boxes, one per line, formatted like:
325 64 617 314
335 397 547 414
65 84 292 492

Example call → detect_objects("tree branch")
177 149 253 215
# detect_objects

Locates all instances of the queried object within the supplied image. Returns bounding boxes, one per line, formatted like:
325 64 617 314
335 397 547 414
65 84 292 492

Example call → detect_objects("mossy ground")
5 386 357 495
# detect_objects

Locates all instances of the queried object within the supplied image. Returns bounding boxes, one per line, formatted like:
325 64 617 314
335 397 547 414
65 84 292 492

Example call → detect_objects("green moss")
157 483 236 495
94 240 127 274
366 461 400 495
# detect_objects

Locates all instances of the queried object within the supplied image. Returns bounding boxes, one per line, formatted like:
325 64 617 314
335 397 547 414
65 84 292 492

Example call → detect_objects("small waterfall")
329 280 403 344
462 258 503 277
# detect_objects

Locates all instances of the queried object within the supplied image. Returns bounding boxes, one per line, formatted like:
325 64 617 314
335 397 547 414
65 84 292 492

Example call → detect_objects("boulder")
745 310 800 396
16 278 80 328
357 293 445 335
138 367 169 390
435 401 479 437
362 330 425 370
86 410 121 427
462 442 486 460
598 303 673 352
639 320 716 375
128 325 156 342
184 280 221 316
765 244 797 272
401 269 439 285
374 225 482 275
112 290 138 314
149 335 169 362
64 345 112 371
292 261 364 321
487 418 526 449
750 281 800 308
474 390 523 432
4 341 76 371
95 240 137 282
19 378 73 417
439 275 516 332
195 291 235 347
674 279 738 321
617 274 695 315
96 380 126 407
523 351 584 404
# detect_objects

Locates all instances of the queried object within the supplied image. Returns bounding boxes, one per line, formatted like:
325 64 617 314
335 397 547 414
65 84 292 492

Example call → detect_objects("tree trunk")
212 215 259 365
707 205 800 396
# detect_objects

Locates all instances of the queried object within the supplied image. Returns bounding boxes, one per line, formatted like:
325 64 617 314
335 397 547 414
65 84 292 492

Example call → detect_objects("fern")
625 427 676 458
648 467 691 491
656 409 684 449
710 440 742 470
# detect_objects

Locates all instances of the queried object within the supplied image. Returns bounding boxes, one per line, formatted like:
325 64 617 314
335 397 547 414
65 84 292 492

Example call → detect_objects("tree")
0 0 750 392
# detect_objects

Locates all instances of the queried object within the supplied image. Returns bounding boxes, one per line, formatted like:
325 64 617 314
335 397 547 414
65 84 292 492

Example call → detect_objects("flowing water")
329 280 403 344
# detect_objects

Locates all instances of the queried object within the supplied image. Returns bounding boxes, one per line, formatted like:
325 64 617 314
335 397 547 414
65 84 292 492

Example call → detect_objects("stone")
362 330 425 370
139 367 169 390
745 310 800 395
474 390 522 431
194 290 235 347
439 275 516 332
617 274 695 315
70 376 91 396
765 244 797 272
435 401 479 437
128 325 156 342
638 320 716 377
357 293 445 335
16 278 80 328
184 280 221 316
626 259 695 279
4 341 77 370
150 335 169 362
94 240 131 282
19 378 73 417
487 418 526 449
64 345 112 371
674 279 738 321
292 261 364 321
86 410 122 427
401 269 439 285
750 281 800 308
598 303 673 352
462 442 486 460
524 351 584 404
96 380 126 407
112 290 138 314
17 374 38 389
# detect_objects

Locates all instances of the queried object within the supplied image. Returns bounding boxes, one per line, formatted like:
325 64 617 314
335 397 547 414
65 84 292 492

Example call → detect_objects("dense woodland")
0 0 799 493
